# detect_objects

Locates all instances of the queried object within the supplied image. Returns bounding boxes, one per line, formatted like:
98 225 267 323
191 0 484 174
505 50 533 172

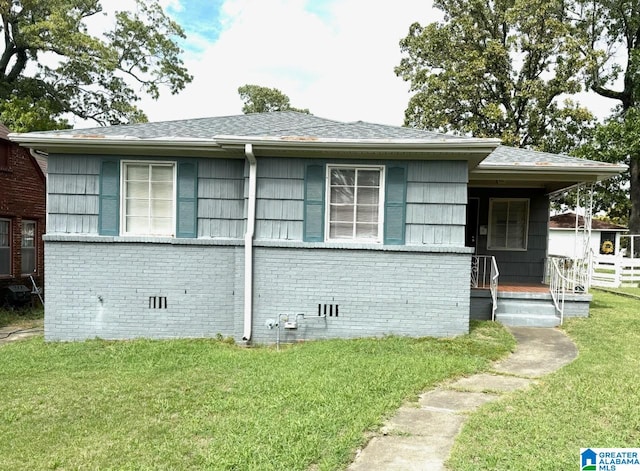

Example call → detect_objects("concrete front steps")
494 292 560 327
470 286 593 327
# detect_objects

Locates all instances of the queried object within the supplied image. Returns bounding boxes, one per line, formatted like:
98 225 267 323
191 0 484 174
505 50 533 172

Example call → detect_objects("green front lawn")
0 321 513 470
448 291 640 470
601 286 640 297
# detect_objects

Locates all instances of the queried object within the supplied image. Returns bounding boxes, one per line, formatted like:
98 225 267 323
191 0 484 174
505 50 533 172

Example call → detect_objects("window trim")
119 160 177 237
21 220 36 275
324 164 385 243
487 198 530 251
0 218 10 277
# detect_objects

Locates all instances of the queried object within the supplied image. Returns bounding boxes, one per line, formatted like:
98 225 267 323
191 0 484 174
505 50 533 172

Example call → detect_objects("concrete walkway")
347 327 578 471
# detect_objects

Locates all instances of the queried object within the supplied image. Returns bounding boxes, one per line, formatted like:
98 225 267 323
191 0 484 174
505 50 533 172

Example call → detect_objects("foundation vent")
318 304 339 317
149 296 168 309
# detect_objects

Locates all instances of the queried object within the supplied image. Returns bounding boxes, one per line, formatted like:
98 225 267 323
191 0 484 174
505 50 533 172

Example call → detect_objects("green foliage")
554 109 640 224
576 111 640 222
0 0 192 131
0 323 512 470
448 292 640 470
395 0 594 152
574 0 640 231
238 84 310 114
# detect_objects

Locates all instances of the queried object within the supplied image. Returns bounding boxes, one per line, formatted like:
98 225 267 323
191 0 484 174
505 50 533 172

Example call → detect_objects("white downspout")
243 143 257 341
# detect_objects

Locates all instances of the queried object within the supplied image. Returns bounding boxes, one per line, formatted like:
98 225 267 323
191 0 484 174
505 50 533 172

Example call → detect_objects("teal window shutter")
384 165 407 245
176 160 198 238
99 159 120 236
303 162 325 242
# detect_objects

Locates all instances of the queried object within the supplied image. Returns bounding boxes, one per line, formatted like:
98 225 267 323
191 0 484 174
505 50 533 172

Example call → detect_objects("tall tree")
576 0 640 233
395 0 594 153
0 0 192 131
571 111 640 222
238 84 309 114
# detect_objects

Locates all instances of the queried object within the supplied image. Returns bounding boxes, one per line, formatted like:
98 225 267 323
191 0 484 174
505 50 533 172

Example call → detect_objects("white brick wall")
44 242 242 341
45 241 471 342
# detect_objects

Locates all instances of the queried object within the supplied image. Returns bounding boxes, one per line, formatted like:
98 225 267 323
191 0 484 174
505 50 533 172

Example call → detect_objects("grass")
447 291 640 470
0 320 513 470
598 286 640 297
0 305 43 329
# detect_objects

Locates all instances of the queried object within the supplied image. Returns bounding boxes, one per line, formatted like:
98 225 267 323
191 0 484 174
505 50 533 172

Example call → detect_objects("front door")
466 197 479 252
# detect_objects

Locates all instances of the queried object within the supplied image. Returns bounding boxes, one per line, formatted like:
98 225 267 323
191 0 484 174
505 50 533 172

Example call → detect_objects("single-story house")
0 123 46 306
548 212 627 258
10 112 626 342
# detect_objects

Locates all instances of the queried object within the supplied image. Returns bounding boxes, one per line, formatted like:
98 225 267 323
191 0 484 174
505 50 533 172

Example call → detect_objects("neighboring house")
548 212 627 258
10 112 625 342
0 123 46 302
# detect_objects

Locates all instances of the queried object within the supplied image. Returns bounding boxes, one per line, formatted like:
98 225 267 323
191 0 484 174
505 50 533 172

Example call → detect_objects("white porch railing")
471 255 499 321
545 255 591 294
548 258 567 324
545 254 592 324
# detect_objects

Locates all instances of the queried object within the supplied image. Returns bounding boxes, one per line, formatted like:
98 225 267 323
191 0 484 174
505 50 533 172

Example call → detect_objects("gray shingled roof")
38 111 458 141
10 111 627 170
484 145 617 168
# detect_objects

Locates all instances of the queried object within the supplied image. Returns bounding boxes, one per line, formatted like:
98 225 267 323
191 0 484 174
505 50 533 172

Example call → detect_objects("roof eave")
9 133 502 163
8 135 229 158
472 163 627 181
215 135 500 163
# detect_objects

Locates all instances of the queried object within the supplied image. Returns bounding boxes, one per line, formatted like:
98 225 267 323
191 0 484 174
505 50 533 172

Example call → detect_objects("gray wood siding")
198 159 245 238
405 161 468 246
46 155 471 247
47 154 100 234
470 188 549 283
255 158 304 240
251 158 468 244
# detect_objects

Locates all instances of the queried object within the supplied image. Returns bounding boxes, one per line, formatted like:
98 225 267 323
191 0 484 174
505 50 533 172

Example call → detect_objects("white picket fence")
591 255 640 287
591 234 640 287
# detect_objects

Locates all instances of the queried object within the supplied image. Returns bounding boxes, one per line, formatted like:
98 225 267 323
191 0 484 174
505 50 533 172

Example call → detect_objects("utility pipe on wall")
243 143 257 341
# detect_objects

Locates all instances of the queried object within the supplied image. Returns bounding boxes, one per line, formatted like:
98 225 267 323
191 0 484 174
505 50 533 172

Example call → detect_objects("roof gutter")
475 162 627 173
214 134 500 157
472 163 627 182
243 143 257 342
9 134 226 157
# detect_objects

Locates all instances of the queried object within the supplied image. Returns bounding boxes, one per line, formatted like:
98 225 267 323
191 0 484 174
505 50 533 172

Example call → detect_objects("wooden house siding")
198 159 245 238
46 155 470 248
406 161 467 246
255 158 304 241
47 154 100 234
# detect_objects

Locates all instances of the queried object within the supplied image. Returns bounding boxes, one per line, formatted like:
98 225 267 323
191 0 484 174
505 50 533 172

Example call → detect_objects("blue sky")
165 0 226 47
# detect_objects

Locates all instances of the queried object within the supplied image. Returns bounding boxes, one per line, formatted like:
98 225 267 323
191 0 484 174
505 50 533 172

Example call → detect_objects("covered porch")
465 147 624 327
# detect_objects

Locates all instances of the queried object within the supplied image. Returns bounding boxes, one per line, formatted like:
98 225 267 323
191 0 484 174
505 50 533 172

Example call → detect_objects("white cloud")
75 0 616 129
138 0 441 126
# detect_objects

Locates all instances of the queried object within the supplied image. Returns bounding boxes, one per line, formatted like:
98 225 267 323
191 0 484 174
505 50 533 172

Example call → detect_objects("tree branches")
0 0 192 131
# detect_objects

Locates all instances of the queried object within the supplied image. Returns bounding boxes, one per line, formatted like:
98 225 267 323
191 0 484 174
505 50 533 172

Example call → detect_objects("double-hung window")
121 162 176 236
326 165 384 242
0 219 9 276
488 198 529 250
21 220 36 274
